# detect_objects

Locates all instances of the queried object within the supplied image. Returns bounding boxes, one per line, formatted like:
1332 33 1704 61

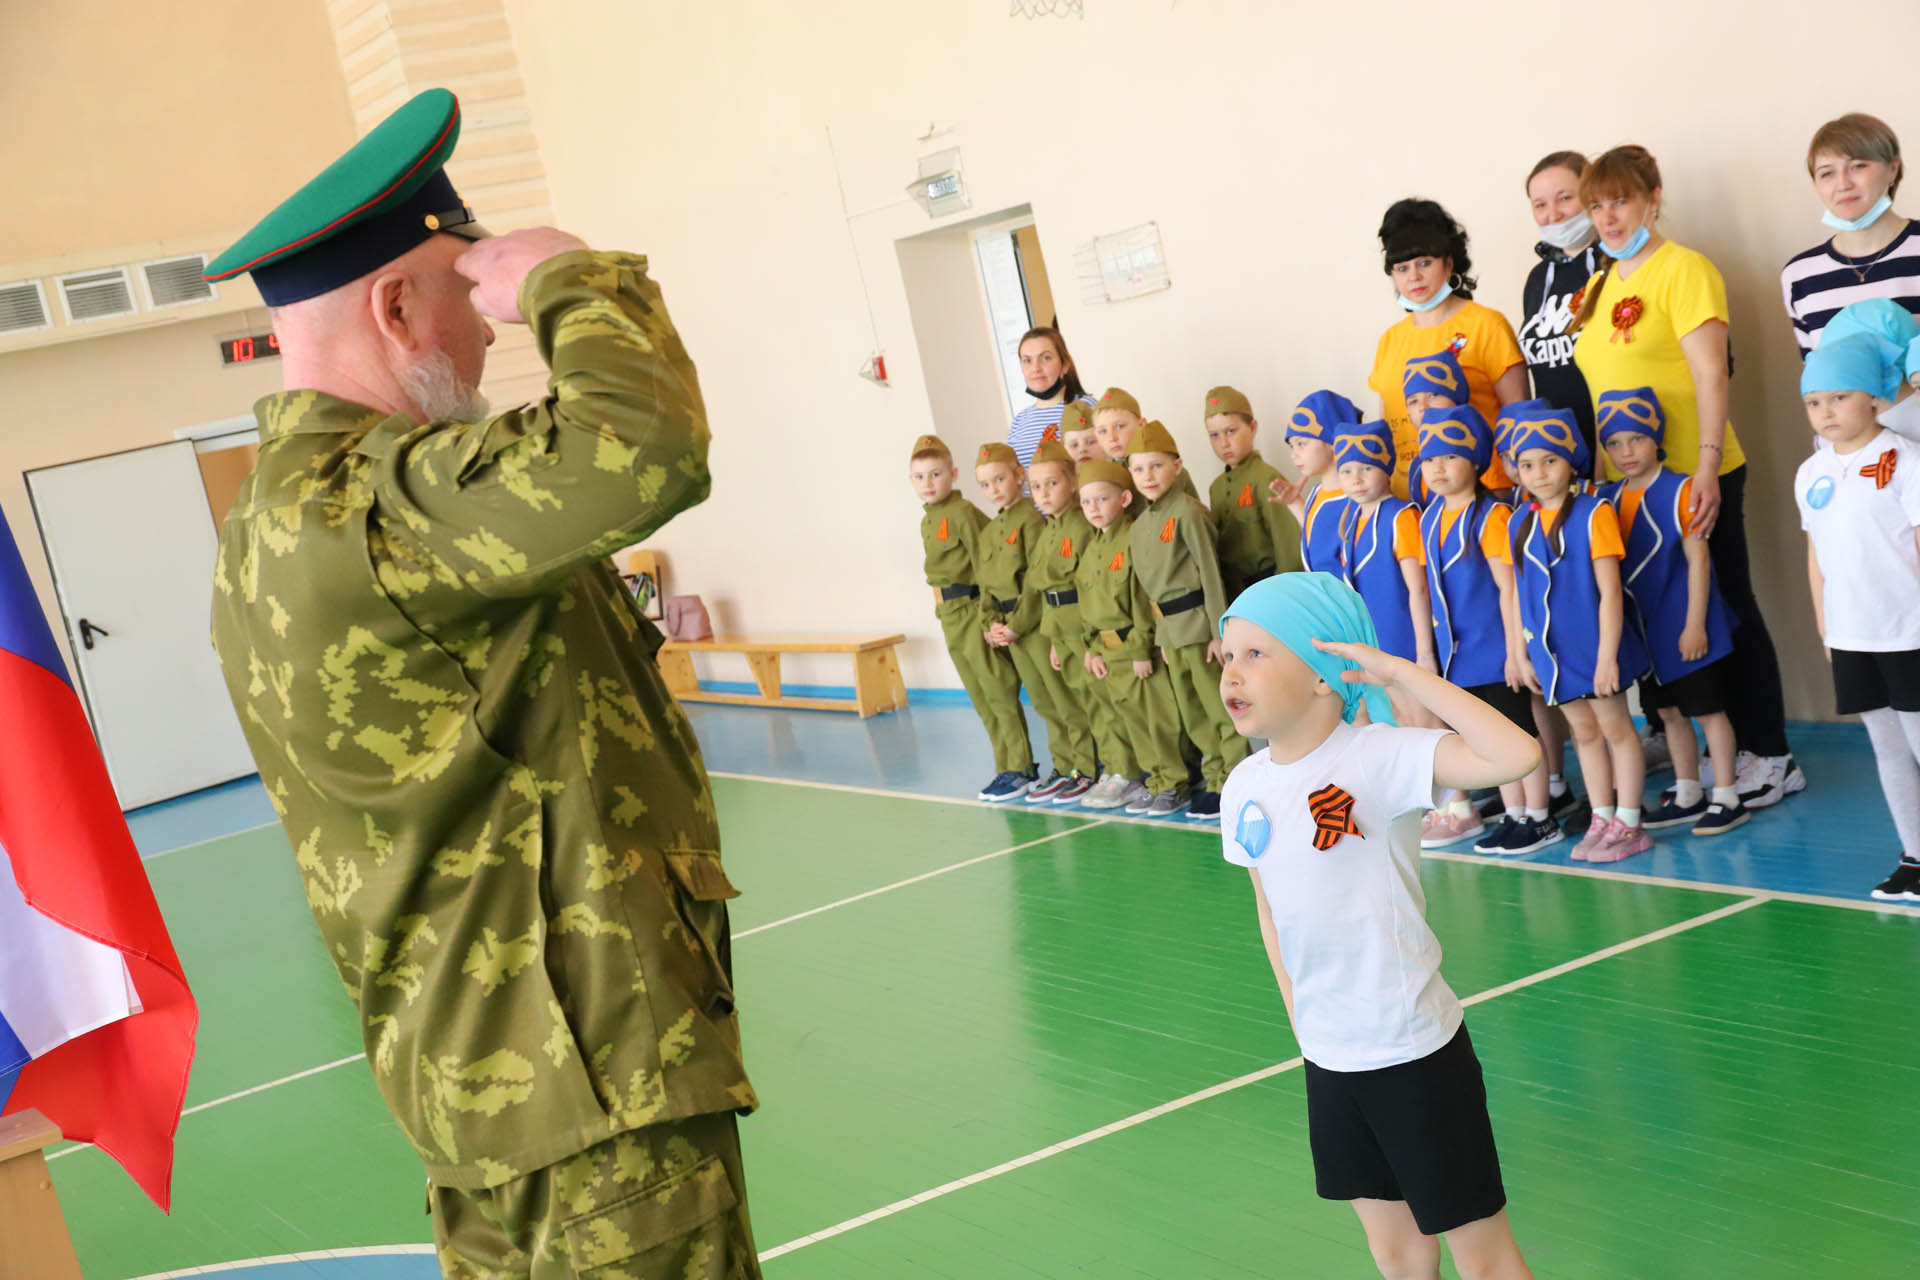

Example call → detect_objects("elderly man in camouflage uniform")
203 90 758 1277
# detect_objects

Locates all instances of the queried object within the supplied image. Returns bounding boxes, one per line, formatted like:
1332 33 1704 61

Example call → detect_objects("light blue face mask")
1823 191 1894 233
1600 222 1652 261
1397 279 1455 313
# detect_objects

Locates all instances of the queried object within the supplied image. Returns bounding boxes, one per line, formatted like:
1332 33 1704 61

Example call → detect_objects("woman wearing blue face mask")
1782 113 1920 359
1518 151 1603 479
1571 144 1802 811
1368 198 1530 500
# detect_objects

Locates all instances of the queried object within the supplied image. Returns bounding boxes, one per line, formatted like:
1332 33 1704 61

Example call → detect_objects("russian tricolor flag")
0 506 196 1210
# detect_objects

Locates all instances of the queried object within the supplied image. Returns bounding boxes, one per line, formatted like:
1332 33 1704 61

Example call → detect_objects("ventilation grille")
143 254 215 308
58 267 136 322
0 279 51 334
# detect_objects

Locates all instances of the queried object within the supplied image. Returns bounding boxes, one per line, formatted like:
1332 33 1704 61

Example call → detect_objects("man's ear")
367 270 419 355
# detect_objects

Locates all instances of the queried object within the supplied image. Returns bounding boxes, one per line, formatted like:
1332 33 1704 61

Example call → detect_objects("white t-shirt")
1220 722 1460 1073
1795 429 1920 652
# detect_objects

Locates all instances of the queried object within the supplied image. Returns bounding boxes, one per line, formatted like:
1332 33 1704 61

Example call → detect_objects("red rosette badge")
1610 296 1644 344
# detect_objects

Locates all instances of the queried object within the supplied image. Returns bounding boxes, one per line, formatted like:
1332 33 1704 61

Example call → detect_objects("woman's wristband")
1698 443 1723 456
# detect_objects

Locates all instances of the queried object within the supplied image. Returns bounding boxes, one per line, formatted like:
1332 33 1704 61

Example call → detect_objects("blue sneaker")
978 770 1037 802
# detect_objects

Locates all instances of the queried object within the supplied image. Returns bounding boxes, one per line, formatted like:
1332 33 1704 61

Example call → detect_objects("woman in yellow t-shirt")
1570 145 1797 792
1367 198 1529 497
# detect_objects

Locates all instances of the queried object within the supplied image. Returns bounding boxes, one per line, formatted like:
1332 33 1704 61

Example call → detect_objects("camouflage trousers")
431 1111 759 1279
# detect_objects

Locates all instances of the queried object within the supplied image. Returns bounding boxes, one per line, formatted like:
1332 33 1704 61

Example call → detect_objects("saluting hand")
456 227 591 324
1311 638 1406 687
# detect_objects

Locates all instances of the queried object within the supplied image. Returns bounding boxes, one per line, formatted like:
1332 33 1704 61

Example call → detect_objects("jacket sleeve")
1180 507 1231 633
1121 564 1156 660
1262 467 1305 573
1009 514 1044 635
960 506 997 628
365 250 710 599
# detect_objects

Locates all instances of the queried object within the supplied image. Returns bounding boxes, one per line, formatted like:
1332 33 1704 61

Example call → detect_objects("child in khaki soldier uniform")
1204 384 1305 600
1074 459 1191 815
910 435 1038 801
1027 440 1103 806
1127 420 1249 823
975 442 1096 800
1094 386 1200 499
1059 401 1104 464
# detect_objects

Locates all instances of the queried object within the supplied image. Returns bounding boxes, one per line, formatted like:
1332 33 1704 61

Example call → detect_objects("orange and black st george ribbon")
1308 784 1362 851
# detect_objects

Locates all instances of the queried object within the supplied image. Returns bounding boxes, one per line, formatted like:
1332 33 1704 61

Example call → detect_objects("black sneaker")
1693 801 1750 837
1498 817 1564 856
1471 815 1518 853
1547 787 1582 821
1186 789 1221 822
1471 787 1505 820
1870 860 1920 901
1642 794 1708 829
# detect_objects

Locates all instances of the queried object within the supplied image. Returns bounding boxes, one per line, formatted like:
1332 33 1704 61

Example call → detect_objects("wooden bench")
657 633 908 718
0 1109 83 1279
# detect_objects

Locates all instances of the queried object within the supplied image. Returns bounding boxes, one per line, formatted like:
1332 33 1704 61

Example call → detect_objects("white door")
26 441 255 810
974 226 1036 418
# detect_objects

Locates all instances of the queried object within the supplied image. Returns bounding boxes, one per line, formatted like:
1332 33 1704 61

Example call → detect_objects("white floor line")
714 770 1912 913
735 822 1108 939
130 1244 437 1280
141 818 281 862
757 893 1773 1262
707 770 1219 834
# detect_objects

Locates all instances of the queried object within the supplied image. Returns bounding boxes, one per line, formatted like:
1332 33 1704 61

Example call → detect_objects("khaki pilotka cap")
1030 439 1074 467
910 433 951 461
1076 459 1132 490
1058 401 1095 434
976 442 1019 467
1204 386 1254 419
1128 420 1181 458
1096 387 1142 416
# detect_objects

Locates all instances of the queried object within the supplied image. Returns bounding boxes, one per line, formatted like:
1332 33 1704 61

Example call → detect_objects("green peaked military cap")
204 88 489 305
1129 419 1180 457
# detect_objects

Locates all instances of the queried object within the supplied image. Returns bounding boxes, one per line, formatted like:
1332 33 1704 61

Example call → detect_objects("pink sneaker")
1420 808 1486 849
1587 820 1653 863
1569 816 1614 861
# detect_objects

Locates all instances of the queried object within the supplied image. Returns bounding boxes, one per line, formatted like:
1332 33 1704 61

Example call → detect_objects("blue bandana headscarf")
1333 420 1395 474
1221 572 1397 726
1415 404 1492 473
1288 390 1362 444
1506 404 1589 474
1595 386 1666 461
1824 299 1919 379
1802 333 1901 401
1493 397 1551 461
1401 349 1468 405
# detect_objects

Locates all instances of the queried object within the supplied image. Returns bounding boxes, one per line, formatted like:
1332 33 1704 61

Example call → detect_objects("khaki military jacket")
1030 507 1095 649
1129 490 1230 650
1209 451 1304 581
1075 516 1156 662
210 251 754 1190
976 497 1047 634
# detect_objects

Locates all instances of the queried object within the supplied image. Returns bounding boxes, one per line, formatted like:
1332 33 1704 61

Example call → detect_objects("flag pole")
0 1108 83 1279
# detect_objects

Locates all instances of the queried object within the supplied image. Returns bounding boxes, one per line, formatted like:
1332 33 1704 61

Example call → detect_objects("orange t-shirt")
1369 299 1525 495
1356 504 1425 565
1613 477 1693 539
1537 500 1625 559
1440 502 1515 565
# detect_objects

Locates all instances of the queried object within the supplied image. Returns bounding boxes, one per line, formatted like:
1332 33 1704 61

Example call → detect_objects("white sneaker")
1078 773 1129 811
1119 779 1153 815
1740 754 1806 810
1731 750 1763 797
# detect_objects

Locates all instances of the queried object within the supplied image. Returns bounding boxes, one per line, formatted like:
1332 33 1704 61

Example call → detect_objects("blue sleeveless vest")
1422 496 1511 688
1302 482 1350 576
1598 470 1736 685
1512 492 1650 704
1339 496 1419 662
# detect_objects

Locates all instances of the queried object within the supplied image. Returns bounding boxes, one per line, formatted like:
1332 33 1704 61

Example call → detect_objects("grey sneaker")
1119 779 1154 815
1078 773 1129 810
1145 785 1191 818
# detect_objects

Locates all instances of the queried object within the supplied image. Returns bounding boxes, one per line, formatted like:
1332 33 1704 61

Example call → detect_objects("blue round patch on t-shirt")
1807 474 1836 510
1234 800 1272 860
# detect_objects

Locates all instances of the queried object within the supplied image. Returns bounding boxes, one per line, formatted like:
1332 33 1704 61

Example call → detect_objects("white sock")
1592 805 1616 822
1549 774 1567 796
1861 709 1920 856
1711 785 1740 808
1524 807 1548 823
1673 778 1703 808
1617 806 1642 828
1449 798 1475 819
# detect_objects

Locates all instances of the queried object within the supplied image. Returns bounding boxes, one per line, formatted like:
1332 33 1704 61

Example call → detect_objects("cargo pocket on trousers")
562 1152 738 1274
663 853 741 1018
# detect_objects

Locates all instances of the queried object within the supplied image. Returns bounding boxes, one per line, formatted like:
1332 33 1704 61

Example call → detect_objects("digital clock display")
219 331 281 365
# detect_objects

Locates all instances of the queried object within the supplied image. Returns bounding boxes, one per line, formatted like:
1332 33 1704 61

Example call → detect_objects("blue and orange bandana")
1506 404 1589 473
1402 348 1468 406
1595 387 1666 460
1415 404 1493 473
1333 420 1396 475
1288 390 1362 444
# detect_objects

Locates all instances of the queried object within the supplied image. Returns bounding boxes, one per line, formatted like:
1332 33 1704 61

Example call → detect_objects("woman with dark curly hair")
1367 198 1530 497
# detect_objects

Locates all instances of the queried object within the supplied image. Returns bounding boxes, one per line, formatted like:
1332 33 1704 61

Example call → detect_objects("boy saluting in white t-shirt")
1217 572 1539 1280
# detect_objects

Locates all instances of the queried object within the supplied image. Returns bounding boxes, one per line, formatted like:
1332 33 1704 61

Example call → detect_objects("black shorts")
1832 647 1920 715
1463 681 1535 734
1639 655 1731 720
1303 1023 1507 1236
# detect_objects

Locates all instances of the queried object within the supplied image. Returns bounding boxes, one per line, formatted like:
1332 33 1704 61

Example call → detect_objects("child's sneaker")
1870 859 1920 901
1471 787 1505 820
1569 816 1614 861
1420 807 1486 849
1641 793 1707 829
1025 771 1070 803
1145 784 1190 818
1502 817 1564 856
1586 820 1652 863
1639 727 1674 776
1471 815 1519 854
1186 789 1221 822
1692 801 1750 837
978 770 1037 802
1119 779 1154 815
1078 773 1129 810
1548 786 1587 825
1050 774 1096 806
1739 754 1807 810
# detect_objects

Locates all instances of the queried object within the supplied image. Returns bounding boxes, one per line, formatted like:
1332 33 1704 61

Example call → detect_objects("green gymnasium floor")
54 775 1920 1279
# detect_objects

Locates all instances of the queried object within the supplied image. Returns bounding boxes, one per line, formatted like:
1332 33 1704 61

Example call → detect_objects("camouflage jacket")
209 250 755 1190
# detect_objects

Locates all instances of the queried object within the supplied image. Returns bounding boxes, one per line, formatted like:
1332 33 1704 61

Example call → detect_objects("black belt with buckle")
1159 588 1206 616
1044 589 1079 607
993 596 1019 614
939 584 979 601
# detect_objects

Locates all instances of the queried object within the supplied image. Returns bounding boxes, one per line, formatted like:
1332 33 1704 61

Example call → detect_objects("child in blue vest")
1272 390 1361 576
1415 405 1559 855
1402 350 1470 507
1594 387 1748 837
1334 422 1435 673
1508 405 1652 862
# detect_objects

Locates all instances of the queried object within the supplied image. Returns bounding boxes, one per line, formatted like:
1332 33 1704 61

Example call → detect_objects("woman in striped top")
1781 114 1919 357
1005 325 1092 466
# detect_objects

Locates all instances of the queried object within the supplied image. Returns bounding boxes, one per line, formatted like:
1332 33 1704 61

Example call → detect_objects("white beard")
400 350 490 422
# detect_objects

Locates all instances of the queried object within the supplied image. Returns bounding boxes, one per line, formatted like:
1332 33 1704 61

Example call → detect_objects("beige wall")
503 0 1917 713
897 218 1021 453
